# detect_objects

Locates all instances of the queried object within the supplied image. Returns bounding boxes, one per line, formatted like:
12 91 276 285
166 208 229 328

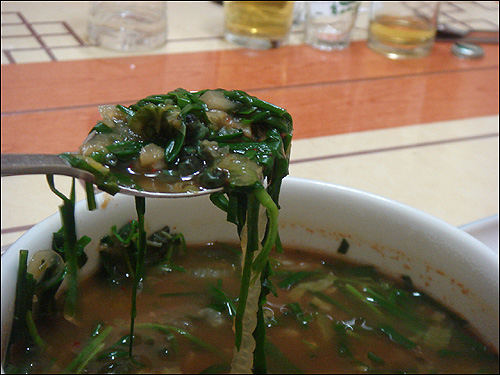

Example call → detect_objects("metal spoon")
0 153 223 198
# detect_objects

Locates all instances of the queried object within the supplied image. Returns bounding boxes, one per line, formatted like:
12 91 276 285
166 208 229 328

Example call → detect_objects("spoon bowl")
0 153 224 198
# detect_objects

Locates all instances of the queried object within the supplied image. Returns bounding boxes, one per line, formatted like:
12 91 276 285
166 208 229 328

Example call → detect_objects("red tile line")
2 224 35 235
2 11 57 63
2 49 15 64
1 13 87 64
20 11 56 61
289 132 499 164
469 2 500 10
61 21 86 46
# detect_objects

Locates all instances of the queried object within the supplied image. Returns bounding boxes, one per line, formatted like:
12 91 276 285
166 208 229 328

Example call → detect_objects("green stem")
364 287 423 329
129 197 146 359
64 326 112 373
252 267 271 374
8 249 37 356
26 310 45 349
251 188 279 278
47 176 79 319
209 192 229 212
75 342 106 374
234 191 260 351
47 174 70 203
378 324 417 349
14 250 31 338
85 181 97 211
343 283 383 319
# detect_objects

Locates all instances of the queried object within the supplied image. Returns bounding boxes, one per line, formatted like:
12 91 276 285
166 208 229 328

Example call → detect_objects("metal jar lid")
451 42 485 59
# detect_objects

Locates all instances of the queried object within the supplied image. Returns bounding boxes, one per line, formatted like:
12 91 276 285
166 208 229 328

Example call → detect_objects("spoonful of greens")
1 89 293 198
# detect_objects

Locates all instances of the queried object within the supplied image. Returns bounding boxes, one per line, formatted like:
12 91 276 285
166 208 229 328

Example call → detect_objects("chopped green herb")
379 324 417 349
337 238 350 254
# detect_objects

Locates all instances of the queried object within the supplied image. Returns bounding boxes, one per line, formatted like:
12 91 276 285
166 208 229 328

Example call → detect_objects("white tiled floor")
1 1 499 64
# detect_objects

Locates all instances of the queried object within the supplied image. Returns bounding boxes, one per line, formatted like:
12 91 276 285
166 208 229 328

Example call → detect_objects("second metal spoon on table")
0 153 223 198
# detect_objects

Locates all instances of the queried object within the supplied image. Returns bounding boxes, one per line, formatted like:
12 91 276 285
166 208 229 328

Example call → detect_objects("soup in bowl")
1 177 498 373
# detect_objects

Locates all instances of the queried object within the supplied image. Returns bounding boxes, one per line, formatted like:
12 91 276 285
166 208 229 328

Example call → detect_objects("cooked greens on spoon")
61 88 292 197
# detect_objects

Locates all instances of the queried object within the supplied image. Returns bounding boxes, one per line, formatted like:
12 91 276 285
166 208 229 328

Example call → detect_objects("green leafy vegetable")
46 175 80 319
63 325 113 373
7 250 38 351
208 279 237 317
379 324 417 349
128 197 146 358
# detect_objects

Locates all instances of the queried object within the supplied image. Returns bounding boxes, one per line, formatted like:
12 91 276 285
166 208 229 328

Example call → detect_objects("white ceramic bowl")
2 177 498 370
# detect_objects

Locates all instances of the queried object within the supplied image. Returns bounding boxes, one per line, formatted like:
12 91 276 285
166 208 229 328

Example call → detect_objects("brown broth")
17 243 500 373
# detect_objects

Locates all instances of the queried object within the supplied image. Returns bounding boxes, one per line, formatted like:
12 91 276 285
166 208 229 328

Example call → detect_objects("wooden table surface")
2 42 499 152
1 1 499 252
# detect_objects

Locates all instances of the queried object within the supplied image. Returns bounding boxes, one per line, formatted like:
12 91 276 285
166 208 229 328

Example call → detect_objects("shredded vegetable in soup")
4 89 498 374
5 228 499 374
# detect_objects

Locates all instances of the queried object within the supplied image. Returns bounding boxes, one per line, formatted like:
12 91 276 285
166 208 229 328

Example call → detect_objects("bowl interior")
2 176 498 366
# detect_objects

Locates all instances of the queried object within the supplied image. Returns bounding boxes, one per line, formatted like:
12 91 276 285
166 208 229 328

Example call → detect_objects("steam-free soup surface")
10 243 499 374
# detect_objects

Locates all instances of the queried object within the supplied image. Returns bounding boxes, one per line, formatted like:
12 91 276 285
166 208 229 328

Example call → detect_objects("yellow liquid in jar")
224 1 295 39
369 15 436 46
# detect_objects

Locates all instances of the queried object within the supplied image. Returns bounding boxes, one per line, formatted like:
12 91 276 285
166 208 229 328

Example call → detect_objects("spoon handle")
1 153 95 182
1 153 223 198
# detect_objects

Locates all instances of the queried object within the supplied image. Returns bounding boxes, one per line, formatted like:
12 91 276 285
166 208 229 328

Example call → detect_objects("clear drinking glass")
367 1 440 59
88 1 167 52
223 1 296 49
304 1 360 51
